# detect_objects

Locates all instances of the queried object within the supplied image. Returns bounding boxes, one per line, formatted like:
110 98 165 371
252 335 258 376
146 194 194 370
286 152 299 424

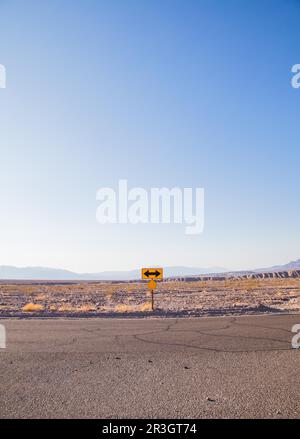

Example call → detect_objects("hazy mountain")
0 265 226 281
255 259 300 273
1 259 299 280
83 266 227 281
0 266 80 280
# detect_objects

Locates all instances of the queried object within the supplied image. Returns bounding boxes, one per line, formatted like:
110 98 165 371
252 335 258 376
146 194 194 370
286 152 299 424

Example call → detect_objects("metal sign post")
142 269 163 311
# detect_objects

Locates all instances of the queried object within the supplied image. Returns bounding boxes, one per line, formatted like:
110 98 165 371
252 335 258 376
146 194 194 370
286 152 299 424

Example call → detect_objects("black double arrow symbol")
144 270 161 278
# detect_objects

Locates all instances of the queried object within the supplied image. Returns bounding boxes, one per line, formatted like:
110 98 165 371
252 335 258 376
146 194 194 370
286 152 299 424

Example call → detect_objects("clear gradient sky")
0 0 299 272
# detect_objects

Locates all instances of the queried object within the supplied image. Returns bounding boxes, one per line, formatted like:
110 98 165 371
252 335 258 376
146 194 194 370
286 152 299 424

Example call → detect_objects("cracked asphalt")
0 314 300 418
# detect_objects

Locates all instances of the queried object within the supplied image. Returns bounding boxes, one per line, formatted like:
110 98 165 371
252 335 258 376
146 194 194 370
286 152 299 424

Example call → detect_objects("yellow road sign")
148 280 157 290
142 268 163 280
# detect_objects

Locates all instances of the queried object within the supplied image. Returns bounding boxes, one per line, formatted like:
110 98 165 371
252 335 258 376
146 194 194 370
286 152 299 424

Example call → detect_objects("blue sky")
0 0 299 272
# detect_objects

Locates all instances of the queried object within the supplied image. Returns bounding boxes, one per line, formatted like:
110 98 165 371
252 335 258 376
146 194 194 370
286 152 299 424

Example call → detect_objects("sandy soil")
0 278 300 318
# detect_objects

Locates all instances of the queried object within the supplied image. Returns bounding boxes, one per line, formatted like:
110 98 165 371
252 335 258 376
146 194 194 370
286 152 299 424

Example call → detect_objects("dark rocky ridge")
169 269 300 282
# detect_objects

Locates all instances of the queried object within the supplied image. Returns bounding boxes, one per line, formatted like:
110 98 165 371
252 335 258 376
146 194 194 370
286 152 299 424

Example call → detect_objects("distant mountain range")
0 260 300 280
0 265 226 281
255 259 300 272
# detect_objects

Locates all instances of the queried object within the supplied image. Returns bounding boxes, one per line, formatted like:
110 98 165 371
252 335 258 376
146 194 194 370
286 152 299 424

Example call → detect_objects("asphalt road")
0 314 300 419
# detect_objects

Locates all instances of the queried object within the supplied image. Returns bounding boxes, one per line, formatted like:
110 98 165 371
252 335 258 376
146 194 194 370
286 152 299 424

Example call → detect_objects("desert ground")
0 277 300 318
1 279 300 418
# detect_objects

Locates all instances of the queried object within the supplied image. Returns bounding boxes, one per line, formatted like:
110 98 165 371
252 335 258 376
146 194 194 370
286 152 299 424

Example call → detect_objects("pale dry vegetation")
0 278 299 317
22 303 45 312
